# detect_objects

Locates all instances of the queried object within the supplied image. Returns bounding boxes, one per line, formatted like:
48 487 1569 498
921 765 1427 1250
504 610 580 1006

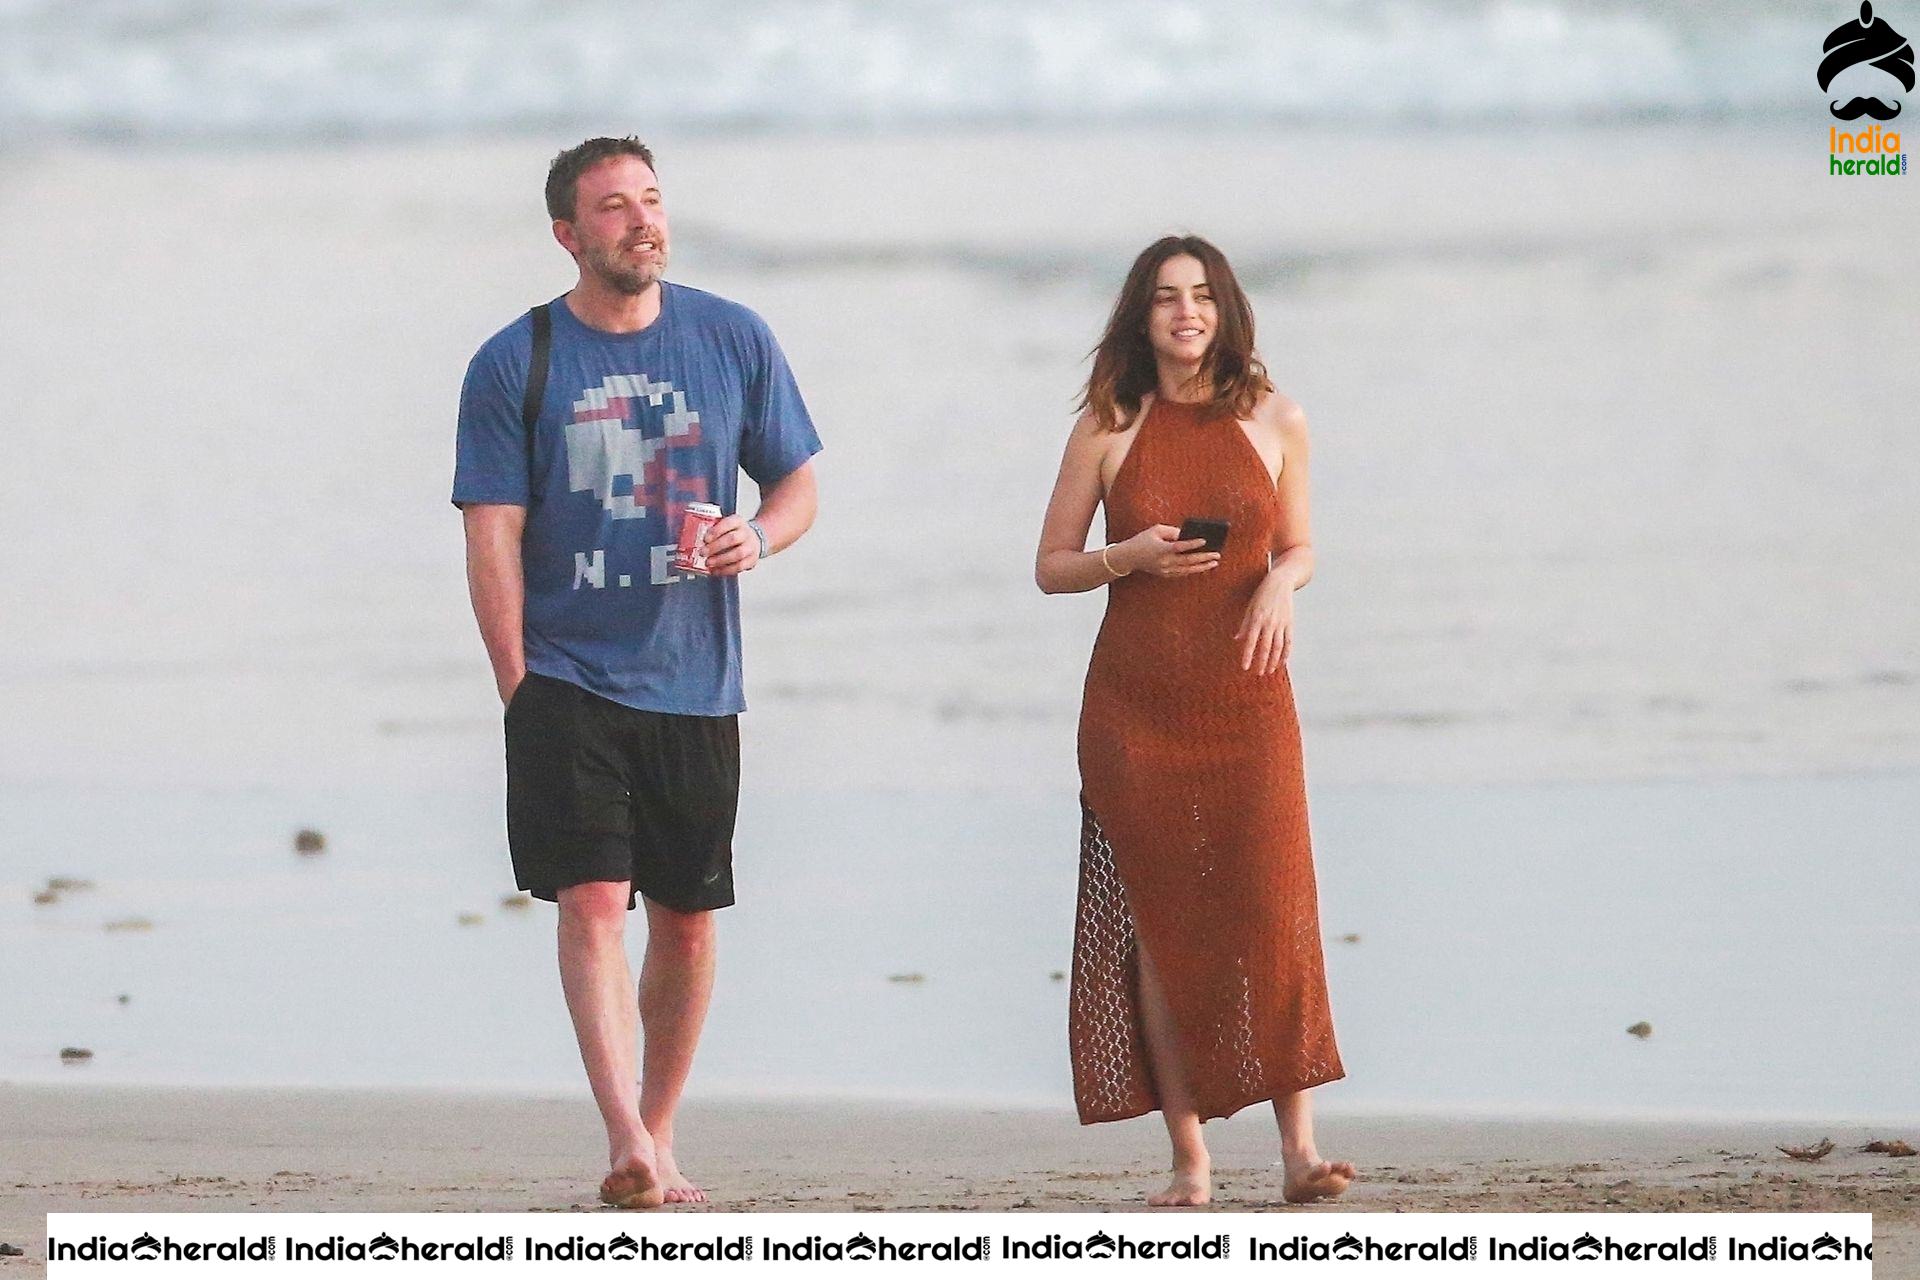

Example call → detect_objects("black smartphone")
1178 517 1231 553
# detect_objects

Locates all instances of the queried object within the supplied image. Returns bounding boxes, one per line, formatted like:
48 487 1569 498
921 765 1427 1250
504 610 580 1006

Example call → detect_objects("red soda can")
673 502 724 575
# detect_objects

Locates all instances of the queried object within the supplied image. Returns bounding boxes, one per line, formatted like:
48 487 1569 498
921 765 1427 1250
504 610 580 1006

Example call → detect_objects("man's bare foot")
599 1145 664 1210
1282 1152 1357 1204
654 1147 707 1205
1148 1162 1211 1207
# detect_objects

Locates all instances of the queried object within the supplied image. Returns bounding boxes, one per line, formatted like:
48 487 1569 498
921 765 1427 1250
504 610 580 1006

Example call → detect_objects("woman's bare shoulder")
1253 388 1309 439
1067 406 1106 440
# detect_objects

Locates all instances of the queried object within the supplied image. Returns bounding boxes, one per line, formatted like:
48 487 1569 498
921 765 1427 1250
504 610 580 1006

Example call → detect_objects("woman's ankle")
1172 1148 1211 1175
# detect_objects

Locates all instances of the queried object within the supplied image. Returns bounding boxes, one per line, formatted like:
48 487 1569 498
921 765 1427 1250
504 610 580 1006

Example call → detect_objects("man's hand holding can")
698 514 762 576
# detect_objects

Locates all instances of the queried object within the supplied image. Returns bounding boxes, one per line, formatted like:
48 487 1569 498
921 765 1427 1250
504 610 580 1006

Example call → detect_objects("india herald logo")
1820 2 1914 119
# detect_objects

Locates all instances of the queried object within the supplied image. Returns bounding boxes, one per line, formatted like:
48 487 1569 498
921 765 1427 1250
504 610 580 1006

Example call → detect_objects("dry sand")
2 1084 1915 1273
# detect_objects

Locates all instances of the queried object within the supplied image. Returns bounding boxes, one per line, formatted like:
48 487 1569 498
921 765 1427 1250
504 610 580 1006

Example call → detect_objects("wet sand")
2 1084 1916 1274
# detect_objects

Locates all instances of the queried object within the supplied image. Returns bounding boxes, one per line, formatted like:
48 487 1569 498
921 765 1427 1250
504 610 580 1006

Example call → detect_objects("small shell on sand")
293 828 327 855
32 890 59 905
1863 1139 1916 1157
46 877 94 892
59 1047 93 1062
456 912 485 926
1340 933 1362 944
104 918 154 932
499 894 532 910
886 973 926 984
117 994 131 1005
1627 1022 1653 1039
1049 971 1066 981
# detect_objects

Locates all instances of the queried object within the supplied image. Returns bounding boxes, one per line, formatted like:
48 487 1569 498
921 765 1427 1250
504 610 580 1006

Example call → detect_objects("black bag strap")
520 303 552 472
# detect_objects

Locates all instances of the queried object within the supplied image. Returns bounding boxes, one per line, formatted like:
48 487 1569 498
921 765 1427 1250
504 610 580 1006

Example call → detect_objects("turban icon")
1818 2 1915 93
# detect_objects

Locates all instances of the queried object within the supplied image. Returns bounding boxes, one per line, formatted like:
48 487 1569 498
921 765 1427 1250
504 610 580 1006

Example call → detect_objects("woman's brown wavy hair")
1078 235 1271 432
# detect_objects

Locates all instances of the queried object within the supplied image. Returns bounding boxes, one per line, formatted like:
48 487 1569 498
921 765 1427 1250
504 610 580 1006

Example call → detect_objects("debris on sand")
59 1047 93 1062
1777 1139 1835 1162
499 894 532 910
293 828 327 855
0 1242 24 1256
1340 933 1362 944
103 918 154 932
886 973 926 984
34 875 97 904
1863 1139 1916 1157
1627 1022 1653 1039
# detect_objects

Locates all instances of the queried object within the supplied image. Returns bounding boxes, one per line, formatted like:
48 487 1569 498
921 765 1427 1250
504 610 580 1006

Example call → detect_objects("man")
453 136 821 1208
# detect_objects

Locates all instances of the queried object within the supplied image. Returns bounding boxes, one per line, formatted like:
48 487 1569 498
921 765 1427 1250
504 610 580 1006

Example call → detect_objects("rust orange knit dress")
1070 395 1345 1125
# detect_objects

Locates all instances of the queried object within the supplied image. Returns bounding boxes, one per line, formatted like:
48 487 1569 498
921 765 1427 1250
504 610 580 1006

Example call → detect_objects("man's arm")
701 460 818 576
750 458 818 556
462 503 528 703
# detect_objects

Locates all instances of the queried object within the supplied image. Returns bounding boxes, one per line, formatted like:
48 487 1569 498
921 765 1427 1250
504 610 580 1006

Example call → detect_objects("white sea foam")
0 0 1827 141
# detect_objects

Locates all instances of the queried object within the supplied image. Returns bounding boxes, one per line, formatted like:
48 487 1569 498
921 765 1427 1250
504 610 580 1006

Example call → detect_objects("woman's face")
1146 253 1216 365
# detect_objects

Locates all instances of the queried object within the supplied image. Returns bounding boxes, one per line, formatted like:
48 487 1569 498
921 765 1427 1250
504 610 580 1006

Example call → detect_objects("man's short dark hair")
545 136 657 222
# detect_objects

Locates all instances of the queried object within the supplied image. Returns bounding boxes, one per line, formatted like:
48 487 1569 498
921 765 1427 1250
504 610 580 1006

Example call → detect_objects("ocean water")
4 773 1917 1124
0 0 1843 141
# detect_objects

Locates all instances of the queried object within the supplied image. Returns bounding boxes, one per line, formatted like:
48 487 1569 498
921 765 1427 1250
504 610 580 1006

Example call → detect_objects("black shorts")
504 672 739 913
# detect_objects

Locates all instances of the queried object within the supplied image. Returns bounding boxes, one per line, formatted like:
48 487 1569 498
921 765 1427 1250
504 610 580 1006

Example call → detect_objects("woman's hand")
1235 572 1296 674
1115 524 1220 577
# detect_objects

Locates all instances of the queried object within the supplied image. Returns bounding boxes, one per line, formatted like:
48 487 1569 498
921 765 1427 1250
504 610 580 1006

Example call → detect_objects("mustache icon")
1831 95 1903 119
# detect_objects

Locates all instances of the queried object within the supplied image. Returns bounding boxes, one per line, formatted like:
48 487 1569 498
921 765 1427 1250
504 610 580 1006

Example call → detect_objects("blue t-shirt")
452 283 822 715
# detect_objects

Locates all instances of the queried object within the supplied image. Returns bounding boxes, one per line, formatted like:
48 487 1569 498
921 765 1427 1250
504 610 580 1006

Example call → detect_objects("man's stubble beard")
583 237 667 296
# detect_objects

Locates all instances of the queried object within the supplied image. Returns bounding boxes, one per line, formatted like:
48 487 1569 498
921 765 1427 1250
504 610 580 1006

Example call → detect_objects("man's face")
559 155 670 294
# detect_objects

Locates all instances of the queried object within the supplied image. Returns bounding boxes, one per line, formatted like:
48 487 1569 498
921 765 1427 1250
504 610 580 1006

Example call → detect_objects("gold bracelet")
1100 543 1130 578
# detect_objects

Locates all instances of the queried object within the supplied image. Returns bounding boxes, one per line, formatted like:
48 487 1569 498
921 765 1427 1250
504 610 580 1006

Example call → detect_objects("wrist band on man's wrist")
1100 543 1129 578
748 519 770 560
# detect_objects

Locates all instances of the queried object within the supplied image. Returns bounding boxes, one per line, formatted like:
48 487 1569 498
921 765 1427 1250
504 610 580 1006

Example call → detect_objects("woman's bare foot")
654 1148 707 1204
1282 1151 1357 1205
598 1141 664 1210
1148 1159 1212 1207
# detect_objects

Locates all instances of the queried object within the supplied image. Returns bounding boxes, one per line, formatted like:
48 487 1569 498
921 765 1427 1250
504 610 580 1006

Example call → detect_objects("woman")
1035 236 1355 1207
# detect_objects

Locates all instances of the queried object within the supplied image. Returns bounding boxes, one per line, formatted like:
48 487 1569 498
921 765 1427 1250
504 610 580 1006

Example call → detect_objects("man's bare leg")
556 881 662 1209
1273 1089 1358 1204
637 899 717 1204
1136 947 1211 1206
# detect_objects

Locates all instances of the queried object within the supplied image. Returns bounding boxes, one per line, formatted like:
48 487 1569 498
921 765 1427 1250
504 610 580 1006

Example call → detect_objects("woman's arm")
1036 410 1219 594
1267 396 1314 591
1035 412 1120 594
1235 395 1314 673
